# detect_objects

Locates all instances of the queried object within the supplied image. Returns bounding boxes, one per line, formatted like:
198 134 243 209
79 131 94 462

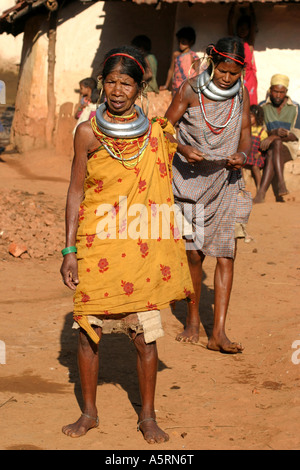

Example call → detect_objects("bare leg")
272 141 290 196
251 165 262 189
253 148 275 203
62 327 101 437
176 248 205 343
254 139 291 203
133 333 169 444
207 256 243 353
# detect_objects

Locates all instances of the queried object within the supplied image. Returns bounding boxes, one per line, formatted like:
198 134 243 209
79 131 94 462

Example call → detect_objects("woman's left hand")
226 152 245 170
60 253 79 291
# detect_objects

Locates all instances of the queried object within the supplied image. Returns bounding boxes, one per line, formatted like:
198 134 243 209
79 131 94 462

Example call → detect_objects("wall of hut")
0 1 299 154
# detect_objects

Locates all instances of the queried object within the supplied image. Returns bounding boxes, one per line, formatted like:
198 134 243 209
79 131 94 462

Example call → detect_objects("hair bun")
206 44 215 56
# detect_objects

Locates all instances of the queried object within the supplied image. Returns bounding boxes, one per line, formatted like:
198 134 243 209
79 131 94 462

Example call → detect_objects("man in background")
254 74 300 203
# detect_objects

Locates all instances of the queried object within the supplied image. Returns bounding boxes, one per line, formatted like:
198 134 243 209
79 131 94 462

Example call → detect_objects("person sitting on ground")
160 26 198 95
244 104 269 191
254 74 300 203
74 77 97 120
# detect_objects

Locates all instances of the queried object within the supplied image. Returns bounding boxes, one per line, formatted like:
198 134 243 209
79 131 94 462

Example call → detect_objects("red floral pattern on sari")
79 204 85 221
146 301 157 310
150 136 158 152
94 179 104 193
137 238 149 258
86 234 95 248
156 158 167 178
74 315 83 322
160 264 171 281
184 287 192 298
98 258 109 273
121 280 134 296
138 178 147 193
80 292 90 303
112 201 119 218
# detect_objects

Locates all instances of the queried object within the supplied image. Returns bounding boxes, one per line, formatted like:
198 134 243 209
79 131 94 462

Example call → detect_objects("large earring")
205 56 214 83
188 55 214 93
139 81 149 116
97 76 104 104
240 68 245 91
187 57 200 80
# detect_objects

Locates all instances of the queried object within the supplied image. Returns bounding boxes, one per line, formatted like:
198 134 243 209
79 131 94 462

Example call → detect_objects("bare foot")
62 413 99 438
207 334 244 354
175 325 199 343
253 193 265 204
137 417 169 444
278 182 289 197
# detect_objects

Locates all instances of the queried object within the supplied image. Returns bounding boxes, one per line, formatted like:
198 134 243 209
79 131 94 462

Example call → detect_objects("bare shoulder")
74 120 99 153
181 78 199 106
76 120 94 138
165 79 197 124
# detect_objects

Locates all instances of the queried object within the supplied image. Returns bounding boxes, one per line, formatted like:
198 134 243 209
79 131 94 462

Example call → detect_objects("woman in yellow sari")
60 46 193 443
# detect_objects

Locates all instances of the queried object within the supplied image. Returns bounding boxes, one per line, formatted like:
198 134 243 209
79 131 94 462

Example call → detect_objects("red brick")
8 242 28 258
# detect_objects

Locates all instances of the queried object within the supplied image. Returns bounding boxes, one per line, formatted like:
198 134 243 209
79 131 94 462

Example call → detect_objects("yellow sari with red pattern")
73 116 193 343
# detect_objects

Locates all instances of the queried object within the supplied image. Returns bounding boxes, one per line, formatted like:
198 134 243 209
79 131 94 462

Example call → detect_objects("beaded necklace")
91 109 151 169
199 93 237 135
106 108 137 122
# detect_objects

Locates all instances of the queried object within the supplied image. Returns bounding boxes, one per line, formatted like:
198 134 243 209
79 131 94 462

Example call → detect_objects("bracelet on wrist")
240 152 247 164
61 246 77 256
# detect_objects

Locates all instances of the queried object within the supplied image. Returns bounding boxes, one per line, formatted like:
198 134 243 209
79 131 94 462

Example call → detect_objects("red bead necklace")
200 93 235 135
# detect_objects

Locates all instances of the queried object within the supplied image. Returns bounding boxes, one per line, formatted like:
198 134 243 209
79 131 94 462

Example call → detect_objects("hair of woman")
101 46 146 89
206 36 245 68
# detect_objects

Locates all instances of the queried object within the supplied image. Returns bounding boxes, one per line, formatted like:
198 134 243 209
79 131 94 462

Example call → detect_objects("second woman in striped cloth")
165 36 252 353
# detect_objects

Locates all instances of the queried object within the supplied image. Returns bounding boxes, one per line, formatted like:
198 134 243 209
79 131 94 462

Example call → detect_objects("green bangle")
61 246 77 256
240 152 247 164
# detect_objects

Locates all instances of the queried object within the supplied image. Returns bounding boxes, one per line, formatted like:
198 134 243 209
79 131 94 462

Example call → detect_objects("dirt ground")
0 148 299 451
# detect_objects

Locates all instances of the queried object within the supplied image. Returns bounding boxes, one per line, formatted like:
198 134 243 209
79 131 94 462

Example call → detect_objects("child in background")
160 26 198 95
245 104 269 190
74 77 97 120
228 4 258 105
131 35 159 93
73 88 100 136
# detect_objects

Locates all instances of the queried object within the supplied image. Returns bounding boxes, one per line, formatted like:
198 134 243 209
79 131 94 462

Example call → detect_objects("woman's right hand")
179 144 205 163
60 253 79 291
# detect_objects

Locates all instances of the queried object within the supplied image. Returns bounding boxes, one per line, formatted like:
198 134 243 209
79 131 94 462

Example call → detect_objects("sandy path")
0 149 299 450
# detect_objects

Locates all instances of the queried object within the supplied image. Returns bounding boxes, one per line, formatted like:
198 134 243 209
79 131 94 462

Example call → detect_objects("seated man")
254 74 300 203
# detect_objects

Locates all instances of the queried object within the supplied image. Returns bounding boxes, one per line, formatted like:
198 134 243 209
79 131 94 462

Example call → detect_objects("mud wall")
1 1 300 154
